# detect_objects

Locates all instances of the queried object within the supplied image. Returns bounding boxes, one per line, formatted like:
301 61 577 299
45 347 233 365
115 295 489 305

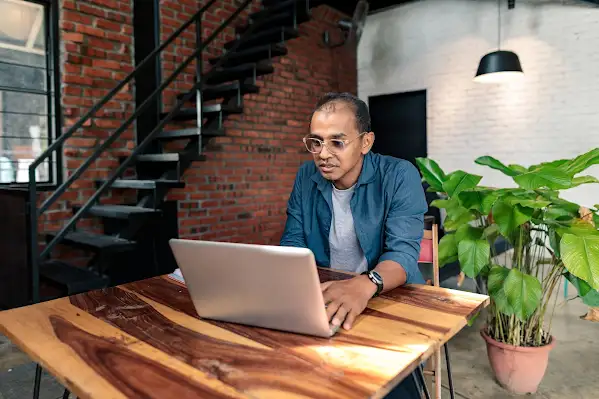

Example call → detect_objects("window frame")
0 0 62 190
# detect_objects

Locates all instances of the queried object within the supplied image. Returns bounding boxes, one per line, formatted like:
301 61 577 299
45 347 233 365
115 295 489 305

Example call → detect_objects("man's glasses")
303 132 366 154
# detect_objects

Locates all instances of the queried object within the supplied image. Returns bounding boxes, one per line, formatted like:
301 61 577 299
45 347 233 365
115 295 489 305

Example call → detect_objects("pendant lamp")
474 0 523 83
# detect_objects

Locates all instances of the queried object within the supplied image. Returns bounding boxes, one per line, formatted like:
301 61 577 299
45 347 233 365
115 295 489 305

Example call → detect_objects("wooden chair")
418 215 455 399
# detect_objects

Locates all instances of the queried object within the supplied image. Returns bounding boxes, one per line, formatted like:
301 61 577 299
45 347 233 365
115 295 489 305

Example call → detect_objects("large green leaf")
455 224 484 243
482 192 501 214
509 164 528 174
494 188 529 199
444 206 477 231
438 234 458 267
475 156 521 176
561 148 599 176
458 238 490 278
415 158 447 192
479 263 492 278
458 190 485 212
458 189 499 215
571 175 599 187
513 167 573 190
545 205 578 222
507 197 551 209
565 272 592 297
483 224 500 241
487 265 513 315
548 228 561 258
503 269 543 321
556 219 599 237
442 170 482 197
528 159 569 172
430 198 457 210
565 273 599 307
582 289 599 307
492 200 534 236
537 191 581 213
560 233 599 290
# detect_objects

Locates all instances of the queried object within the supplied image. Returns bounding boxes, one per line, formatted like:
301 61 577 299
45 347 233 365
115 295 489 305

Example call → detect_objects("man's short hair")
312 92 371 133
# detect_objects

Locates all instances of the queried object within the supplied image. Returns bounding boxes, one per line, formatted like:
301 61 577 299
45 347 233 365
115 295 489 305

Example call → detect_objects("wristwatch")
361 270 384 297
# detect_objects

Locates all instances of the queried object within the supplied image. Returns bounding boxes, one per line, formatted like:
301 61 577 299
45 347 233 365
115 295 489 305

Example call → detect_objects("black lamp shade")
474 50 524 83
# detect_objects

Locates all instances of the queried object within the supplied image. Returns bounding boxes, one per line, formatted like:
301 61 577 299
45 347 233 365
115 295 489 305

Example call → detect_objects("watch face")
371 271 383 285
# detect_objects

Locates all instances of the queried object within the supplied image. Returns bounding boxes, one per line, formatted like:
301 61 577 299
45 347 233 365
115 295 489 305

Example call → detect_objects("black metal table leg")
33 364 42 399
444 343 455 399
62 388 71 399
415 365 432 399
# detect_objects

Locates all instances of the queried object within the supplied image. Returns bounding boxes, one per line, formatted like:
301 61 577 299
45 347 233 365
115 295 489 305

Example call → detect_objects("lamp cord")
497 0 501 50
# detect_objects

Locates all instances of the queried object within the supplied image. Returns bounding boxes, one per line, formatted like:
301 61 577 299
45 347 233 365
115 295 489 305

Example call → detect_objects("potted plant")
415 148 599 394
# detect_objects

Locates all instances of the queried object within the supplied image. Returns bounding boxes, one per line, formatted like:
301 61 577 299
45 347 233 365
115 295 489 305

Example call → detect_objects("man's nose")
319 145 332 159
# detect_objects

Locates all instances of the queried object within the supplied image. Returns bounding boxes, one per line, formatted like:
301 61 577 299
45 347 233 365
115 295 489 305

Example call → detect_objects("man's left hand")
321 275 377 330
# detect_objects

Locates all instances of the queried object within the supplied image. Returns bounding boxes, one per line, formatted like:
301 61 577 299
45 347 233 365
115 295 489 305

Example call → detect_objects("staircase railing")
28 0 268 302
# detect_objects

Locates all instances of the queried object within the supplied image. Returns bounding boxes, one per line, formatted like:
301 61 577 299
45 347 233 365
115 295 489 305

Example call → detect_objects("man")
280 92 428 398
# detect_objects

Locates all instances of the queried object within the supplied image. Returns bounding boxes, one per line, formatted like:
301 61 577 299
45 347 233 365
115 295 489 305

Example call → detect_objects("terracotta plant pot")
480 328 556 394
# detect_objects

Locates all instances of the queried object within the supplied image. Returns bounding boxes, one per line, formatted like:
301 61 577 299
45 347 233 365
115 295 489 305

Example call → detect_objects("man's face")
307 103 374 188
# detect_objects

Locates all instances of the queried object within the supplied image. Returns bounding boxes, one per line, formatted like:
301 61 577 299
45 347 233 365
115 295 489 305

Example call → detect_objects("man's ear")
361 132 375 154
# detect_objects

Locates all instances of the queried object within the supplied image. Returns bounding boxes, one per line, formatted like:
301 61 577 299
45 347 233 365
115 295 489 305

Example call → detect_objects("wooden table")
0 268 489 399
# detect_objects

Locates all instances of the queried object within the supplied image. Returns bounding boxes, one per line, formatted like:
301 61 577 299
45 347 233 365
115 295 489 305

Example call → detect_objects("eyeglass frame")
302 132 368 154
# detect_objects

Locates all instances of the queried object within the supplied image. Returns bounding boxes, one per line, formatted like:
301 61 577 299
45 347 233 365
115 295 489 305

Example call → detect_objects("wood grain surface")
0 268 489 399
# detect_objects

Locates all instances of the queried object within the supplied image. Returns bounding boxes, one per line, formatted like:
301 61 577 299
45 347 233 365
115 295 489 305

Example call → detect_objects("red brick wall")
169 5 357 244
159 0 262 112
40 1 355 254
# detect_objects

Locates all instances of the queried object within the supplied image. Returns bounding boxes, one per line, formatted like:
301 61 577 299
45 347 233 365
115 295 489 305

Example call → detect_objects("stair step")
209 44 287 67
40 260 109 295
136 152 206 162
237 9 309 35
74 204 161 220
162 103 243 122
252 0 310 21
155 127 225 140
162 104 243 122
161 103 242 122
98 179 187 189
224 27 299 51
205 81 259 100
46 231 136 252
137 153 180 162
178 81 259 102
205 61 274 85
204 103 245 114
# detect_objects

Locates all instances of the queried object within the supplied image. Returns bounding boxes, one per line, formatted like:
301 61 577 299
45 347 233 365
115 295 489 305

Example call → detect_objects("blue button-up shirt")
280 152 428 285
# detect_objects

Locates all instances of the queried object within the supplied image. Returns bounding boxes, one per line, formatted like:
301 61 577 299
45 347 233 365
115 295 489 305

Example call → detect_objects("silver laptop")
168 239 338 338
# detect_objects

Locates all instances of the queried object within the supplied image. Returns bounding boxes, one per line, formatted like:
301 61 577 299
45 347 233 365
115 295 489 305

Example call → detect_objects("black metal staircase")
27 0 325 303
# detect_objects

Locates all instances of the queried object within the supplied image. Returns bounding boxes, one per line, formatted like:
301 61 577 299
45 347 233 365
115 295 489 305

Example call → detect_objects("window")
0 0 59 186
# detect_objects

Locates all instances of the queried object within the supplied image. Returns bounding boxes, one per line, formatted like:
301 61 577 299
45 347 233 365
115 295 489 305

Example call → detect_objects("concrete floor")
1 276 597 399
440 276 598 399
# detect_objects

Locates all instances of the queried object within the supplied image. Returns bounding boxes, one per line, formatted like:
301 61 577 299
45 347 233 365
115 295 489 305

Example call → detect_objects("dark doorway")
368 89 441 239
368 90 427 167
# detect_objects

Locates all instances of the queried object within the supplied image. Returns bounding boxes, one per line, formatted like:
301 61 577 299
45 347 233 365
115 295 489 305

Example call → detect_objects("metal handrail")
40 0 257 253
28 0 272 302
28 0 219 172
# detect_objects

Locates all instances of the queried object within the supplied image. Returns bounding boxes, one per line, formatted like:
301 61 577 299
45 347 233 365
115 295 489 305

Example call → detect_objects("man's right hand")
321 275 376 330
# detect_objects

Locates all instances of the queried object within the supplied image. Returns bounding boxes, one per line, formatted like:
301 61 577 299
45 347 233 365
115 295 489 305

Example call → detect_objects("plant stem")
517 226 524 270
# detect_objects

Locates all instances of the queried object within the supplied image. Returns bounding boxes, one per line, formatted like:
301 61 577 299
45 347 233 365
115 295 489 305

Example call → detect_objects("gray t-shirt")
329 184 368 274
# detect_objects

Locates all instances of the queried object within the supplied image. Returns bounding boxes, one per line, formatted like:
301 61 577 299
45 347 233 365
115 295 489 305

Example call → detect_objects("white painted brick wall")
358 0 599 207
